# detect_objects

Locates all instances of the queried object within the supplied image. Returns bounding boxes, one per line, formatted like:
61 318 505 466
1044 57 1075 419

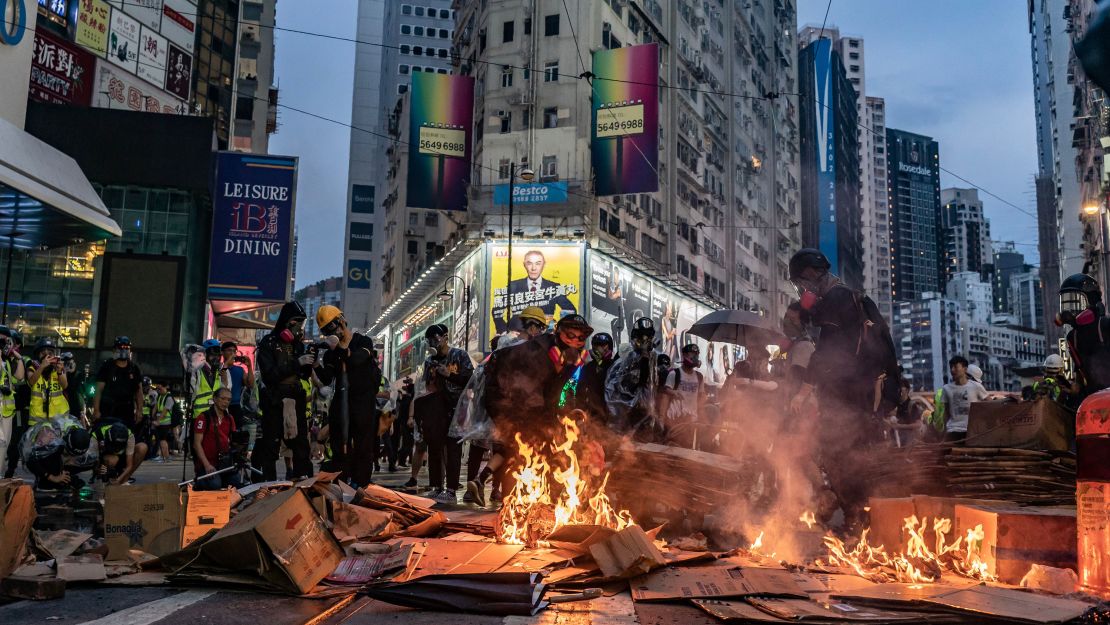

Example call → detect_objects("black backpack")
848 288 901 414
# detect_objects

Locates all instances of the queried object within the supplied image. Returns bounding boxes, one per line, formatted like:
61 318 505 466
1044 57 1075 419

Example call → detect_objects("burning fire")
497 417 634 546
820 515 995 584
799 511 817 529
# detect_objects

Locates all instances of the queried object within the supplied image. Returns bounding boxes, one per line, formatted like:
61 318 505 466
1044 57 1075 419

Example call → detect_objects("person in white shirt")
939 356 990 443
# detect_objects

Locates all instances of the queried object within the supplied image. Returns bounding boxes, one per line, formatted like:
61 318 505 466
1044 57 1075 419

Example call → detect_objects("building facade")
946 271 992 325
893 293 962 391
992 241 1029 315
940 187 992 283
1009 269 1044 332
294 276 343 338
887 128 941 301
797 35 863 290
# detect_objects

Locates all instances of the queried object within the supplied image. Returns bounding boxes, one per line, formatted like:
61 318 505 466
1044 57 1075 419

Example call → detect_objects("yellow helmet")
519 306 547 326
316 304 344 330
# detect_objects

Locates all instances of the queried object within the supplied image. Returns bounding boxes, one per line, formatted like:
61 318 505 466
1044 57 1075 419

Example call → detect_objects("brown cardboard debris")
330 501 392 541
866 497 916 554
398 538 522 580
926 585 1090 624
56 554 107 582
954 504 1077 584
967 398 1070 450
546 524 617 554
35 529 91 559
0 574 65 600
325 543 414 584
0 479 34 579
630 566 806 602
910 495 1014 547
182 488 232 547
691 599 784 622
588 525 666 579
104 483 183 559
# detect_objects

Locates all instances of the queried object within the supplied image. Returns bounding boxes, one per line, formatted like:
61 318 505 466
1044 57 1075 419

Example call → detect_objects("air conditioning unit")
405 229 417 236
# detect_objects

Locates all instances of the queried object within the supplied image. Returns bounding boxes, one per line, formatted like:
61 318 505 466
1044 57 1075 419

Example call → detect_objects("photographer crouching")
253 301 315 481
192 387 245 490
315 305 382 487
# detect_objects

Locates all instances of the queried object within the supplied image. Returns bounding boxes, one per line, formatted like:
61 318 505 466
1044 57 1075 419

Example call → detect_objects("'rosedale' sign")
898 162 933 177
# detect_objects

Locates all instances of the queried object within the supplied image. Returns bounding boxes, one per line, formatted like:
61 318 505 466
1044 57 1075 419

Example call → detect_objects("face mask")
279 329 295 343
683 355 701 368
1077 309 1097 326
116 349 131 361
800 290 820 311
591 346 611 362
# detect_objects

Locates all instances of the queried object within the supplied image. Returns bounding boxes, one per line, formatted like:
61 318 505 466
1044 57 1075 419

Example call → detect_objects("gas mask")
205 350 222 369
591 344 612 363
631 335 654 354
682 353 701 368
1058 290 1090 327
115 348 131 362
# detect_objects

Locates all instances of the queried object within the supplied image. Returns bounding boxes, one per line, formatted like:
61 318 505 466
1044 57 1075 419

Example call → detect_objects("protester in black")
577 332 617 422
254 301 315 481
420 324 474 503
93 336 145 431
315 305 382 487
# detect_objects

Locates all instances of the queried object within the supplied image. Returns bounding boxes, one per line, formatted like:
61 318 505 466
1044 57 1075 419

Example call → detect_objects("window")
414 6 424 16
544 14 559 36
439 28 449 38
543 61 559 82
502 20 514 43
524 17 532 35
426 47 436 56
541 155 557 180
243 3 263 20
849 64 859 72
402 5 411 15
401 24 411 35
399 64 409 74
522 108 531 128
413 45 423 55
849 52 859 59
501 66 513 87
400 44 410 55
398 84 408 94
848 39 859 47
437 48 447 58
425 212 439 227
414 26 424 36
407 240 418 255
437 68 448 74
499 159 510 179
500 112 511 133
523 65 530 79
543 107 557 128
408 212 418 226
412 66 422 72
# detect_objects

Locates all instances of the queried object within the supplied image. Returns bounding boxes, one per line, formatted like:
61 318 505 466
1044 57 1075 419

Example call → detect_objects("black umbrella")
688 310 786 347
362 572 548 616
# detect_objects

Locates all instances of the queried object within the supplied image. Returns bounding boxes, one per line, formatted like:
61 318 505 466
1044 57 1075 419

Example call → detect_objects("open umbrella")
363 572 548 616
688 310 786 347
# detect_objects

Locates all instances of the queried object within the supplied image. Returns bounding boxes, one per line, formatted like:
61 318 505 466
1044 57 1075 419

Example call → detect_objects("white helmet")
967 364 983 383
1044 354 1064 374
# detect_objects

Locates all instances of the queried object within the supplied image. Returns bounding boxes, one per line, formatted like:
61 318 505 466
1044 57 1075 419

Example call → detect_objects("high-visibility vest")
1033 378 1062 401
156 393 172 426
193 371 221 417
927 387 946 433
142 392 154 419
0 360 14 418
29 371 68 425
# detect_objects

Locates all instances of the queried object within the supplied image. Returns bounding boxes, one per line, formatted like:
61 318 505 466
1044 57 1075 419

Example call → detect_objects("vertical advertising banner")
107 8 140 73
208 153 298 303
451 249 484 352
164 43 191 100
489 243 582 337
591 43 659 196
75 0 111 55
812 38 839 272
406 72 474 211
137 26 167 87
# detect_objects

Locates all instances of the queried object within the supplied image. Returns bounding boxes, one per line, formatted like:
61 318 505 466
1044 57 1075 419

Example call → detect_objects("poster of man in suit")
490 245 581 335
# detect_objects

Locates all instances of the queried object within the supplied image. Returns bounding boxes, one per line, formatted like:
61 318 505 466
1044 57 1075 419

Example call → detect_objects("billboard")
489 243 582 336
75 0 111 56
351 183 375 214
108 0 162 32
346 259 372 290
406 72 474 211
348 221 373 252
208 153 298 303
93 60 187 113
164 42 190 99
591 43 659 196
451 248 484 351
30 29 96 106
137 26 167 87
493 181 568 205
812 38 838 272
160 0 195 54
107 8 140 73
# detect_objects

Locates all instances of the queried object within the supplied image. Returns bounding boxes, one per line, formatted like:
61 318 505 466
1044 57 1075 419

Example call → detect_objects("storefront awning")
0 117 121 249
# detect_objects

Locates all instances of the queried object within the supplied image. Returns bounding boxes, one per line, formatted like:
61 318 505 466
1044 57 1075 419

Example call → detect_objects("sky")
273 0 1041 289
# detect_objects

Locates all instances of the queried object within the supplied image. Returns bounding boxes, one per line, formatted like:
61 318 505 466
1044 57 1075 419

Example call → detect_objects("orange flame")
496 417 634 546
819 514 995 584
799 511 817 529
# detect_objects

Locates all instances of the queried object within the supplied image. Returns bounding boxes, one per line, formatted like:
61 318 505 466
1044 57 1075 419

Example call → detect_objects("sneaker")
461 490 476 504
466 480 487 507
434 489 458 504
403 477 418 488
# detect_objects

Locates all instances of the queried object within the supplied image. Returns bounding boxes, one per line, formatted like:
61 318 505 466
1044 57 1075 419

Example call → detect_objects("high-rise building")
1028 0 1088 342
893 293 963 390
887 128 941 301
797 36 863 290
342 0 457 328
940 188 992 283
992 241 1029 314
1010 269 1044 331
797 27 889 317
946 271 992 325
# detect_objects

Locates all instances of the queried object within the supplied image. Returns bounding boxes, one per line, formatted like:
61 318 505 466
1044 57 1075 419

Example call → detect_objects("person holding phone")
28 338 68 427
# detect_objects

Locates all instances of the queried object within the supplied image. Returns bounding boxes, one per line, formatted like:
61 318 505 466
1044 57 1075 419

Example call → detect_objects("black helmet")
99 423 131 454
64 428 91 455
656 353 672 368
591 332 614 349
0 325 10 338
142 376 152 386
1060 273 1102 323
9 329 22 346
681 343 701 355
556 314 593 334
788 248 832 281
630 317 655 340
34 338 57 359
424 323 449 341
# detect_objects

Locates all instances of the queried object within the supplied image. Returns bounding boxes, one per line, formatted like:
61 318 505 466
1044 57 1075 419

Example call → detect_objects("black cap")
591 332 614 348
221 341 237 350
114 336 132 348
424 323 449 340
657 353 672 367
64 428 91 455
788 248 832 281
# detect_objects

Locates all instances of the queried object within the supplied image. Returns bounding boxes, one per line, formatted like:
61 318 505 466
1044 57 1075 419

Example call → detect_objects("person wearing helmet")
416 323 474 502
254 301 316 481
22 416 97 489
28 338 69 428
93 336 145 434
314 304 382 486
575 332 618 423
604 317 659 434
517 306 550 339
220 341 255 429
1029 354 1077 406
0 326 24 474
91 420 142 485
1058 273 1110 399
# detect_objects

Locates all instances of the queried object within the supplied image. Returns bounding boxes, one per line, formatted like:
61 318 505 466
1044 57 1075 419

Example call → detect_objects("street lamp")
437 275 471 351
505 162 534 325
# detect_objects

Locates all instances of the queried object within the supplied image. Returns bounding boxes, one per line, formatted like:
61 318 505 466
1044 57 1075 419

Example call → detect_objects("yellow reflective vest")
29 371 68 425
0 360 14 419
193 371 221 418
156 392 172 426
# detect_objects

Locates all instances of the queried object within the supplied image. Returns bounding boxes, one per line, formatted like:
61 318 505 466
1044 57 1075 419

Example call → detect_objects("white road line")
77 590 218 625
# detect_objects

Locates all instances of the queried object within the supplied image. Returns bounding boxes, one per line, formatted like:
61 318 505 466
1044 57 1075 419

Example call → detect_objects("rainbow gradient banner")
407 72 475 211
591 43 659 196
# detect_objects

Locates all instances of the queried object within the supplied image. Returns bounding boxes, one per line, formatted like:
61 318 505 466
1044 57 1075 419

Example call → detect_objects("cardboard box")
911 496 1014 548
200 488 343 594
0 479 35 579
56 554 107 582
867 497 916 553
182 489 232 547
104 483 183 560
954 504 1077 584
966 398 1070 450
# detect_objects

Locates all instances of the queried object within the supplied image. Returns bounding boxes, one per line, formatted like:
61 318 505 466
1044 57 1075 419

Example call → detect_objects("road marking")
77 590 218 625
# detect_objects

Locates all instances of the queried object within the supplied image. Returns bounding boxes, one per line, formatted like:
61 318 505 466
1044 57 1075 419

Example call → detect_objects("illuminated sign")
595 102 645 138
418 124 466 158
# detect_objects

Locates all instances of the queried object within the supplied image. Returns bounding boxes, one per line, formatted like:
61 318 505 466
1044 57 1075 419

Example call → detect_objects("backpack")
847 288 901 414
670 367 703 390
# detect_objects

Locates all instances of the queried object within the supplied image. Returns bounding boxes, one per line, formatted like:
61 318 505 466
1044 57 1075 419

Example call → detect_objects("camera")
216 429 251 468
60 352 76 373
305 340 330 361
233 355 249 364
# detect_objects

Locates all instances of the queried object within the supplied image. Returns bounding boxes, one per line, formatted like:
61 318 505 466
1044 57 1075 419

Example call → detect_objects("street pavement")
2 456 637 625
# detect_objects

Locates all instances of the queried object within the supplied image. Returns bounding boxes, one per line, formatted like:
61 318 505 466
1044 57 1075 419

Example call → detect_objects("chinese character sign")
208 153 299 303
406 72 475 212
488 243 583 337
591 43 659 196
30 29 96 105
75 0 110 55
